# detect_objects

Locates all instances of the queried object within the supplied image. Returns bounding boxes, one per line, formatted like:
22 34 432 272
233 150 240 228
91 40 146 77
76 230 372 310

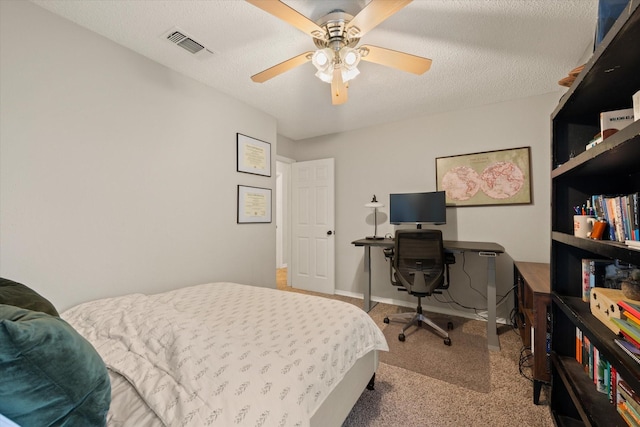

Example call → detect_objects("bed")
0 279 388 427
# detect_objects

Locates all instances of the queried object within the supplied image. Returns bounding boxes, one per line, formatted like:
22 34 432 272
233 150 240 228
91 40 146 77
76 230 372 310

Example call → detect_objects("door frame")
276 156 294 284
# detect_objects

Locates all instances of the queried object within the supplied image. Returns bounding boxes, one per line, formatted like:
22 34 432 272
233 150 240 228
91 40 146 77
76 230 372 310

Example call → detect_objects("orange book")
626 311 640 328
620 401 640 427
576 327 582 364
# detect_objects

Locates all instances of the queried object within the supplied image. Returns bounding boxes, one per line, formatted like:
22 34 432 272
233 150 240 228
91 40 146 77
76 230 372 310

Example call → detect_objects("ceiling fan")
246 0 432 105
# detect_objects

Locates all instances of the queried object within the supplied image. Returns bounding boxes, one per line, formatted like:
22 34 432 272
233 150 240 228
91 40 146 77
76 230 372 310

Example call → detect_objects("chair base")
384 309 452 345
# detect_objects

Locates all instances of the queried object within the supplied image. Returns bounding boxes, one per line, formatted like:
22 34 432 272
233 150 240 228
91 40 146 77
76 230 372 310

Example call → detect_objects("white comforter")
63 282 388 427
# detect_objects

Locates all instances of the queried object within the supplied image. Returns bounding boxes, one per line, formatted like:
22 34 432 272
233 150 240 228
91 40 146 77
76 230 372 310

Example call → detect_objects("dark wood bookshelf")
550 2 640 425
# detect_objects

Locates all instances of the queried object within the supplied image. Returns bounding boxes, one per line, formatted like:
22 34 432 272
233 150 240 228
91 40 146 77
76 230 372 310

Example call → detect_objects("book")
597 352 609 394
620 330 640 349
588 336 594 380
601 108 635 135
627 401 640 427
605 196 620 240
612 318 640 344
592 194 606 221
594 346 600 386
613 196 627 241
624 310 640 329
620 300 640 320
611 364 618 404
582 258 614 301
623 195 632 241
576 327 583 364
615 338 640 364
633 192 639 240
582 258 591 302
619 401 640 427
619 379 640 410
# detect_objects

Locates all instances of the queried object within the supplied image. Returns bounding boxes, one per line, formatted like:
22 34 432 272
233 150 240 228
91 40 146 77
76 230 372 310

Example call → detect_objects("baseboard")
334 289 509 325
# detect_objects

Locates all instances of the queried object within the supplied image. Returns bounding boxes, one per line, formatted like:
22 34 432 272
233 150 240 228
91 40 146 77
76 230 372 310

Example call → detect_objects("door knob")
327 230 333 235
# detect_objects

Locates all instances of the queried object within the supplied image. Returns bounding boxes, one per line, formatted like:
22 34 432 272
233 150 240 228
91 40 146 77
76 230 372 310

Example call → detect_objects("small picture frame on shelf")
237 133 271 177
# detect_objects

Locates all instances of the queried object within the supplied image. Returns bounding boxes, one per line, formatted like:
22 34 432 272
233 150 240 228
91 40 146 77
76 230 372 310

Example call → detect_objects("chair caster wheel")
447 321 454 330
383 317 390 324
444 337 452 346
398 333 405 342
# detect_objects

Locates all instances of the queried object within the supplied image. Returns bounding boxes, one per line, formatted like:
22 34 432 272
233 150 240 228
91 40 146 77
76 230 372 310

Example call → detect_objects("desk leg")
362 246 377 312
486 256 500 351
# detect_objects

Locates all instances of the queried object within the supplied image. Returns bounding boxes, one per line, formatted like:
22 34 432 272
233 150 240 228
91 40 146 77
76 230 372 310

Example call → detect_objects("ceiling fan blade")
359 45 432 75
251 51 313 83
347 0 412 38
246 0 325 38
331 69 348 105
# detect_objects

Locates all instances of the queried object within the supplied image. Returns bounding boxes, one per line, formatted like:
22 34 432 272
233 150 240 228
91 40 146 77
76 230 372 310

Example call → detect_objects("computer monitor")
389 191 446 228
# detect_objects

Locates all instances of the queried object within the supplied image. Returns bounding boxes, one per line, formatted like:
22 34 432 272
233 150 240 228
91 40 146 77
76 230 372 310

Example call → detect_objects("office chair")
383 229 453 345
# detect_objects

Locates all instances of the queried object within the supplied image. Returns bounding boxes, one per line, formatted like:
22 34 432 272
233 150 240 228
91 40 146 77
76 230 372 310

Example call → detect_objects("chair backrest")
393 229 445 295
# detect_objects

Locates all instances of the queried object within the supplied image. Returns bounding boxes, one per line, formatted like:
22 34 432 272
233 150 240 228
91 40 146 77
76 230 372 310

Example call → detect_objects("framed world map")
436 146 532 207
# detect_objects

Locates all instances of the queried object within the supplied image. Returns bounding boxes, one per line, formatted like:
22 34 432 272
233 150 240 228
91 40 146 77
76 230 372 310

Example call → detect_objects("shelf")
552 232 640 265
552 1 640 123
552 294 640 393
552 121 640 179
552 353 627 427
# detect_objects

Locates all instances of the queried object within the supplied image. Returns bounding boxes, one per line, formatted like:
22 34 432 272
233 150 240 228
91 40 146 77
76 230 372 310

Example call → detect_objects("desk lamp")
365 195 384 240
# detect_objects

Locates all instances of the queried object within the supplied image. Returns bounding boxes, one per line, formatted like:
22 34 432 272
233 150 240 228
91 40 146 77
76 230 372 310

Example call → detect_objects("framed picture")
436 146 532 207
237 133 271 177
237 185 272 223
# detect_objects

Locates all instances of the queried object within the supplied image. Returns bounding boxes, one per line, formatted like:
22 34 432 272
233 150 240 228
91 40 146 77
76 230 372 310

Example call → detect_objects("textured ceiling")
31 0 598 141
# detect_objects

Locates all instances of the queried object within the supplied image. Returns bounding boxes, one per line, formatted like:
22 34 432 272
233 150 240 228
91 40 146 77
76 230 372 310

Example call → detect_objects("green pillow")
0 277 59 317
0 305 111 426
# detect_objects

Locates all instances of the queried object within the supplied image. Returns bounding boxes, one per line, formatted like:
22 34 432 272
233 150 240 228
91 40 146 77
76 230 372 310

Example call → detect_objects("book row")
590 193 640 243
575 327 640 426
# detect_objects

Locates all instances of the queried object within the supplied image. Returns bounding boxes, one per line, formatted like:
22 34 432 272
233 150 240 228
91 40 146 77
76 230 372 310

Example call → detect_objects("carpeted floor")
276 268 555 426
378 310 490 393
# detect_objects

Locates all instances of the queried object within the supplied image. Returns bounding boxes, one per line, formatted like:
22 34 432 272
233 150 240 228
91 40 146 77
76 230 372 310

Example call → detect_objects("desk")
352 237 505 351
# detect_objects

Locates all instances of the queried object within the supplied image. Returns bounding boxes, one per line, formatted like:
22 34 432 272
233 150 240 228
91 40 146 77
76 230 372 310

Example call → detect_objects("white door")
291 158 335 294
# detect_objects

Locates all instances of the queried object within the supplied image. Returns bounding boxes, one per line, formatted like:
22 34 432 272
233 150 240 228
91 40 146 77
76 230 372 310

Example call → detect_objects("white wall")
276 134 297 159
292 93 558 321
0 1 277 311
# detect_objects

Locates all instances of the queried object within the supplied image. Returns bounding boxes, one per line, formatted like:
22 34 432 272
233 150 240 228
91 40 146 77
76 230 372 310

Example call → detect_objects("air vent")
163 27 214 59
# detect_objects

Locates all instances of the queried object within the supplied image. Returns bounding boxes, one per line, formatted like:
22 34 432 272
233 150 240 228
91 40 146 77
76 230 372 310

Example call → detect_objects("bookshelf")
514 261 551 404
550 2 640 426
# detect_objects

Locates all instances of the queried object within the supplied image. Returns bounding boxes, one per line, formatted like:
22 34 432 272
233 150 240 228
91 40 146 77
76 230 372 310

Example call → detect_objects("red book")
620 330 640 349
620 300 640 319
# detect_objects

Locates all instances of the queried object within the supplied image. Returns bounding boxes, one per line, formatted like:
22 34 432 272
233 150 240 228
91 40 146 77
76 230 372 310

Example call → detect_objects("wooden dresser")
514 261 551 404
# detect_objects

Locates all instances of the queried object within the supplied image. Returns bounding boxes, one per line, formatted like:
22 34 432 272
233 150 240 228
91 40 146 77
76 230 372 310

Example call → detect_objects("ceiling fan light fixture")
312 48 334 70
315 69 334 83
312 48 336 84
340 47 360 68
339 47 361 82
341 67 360 82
